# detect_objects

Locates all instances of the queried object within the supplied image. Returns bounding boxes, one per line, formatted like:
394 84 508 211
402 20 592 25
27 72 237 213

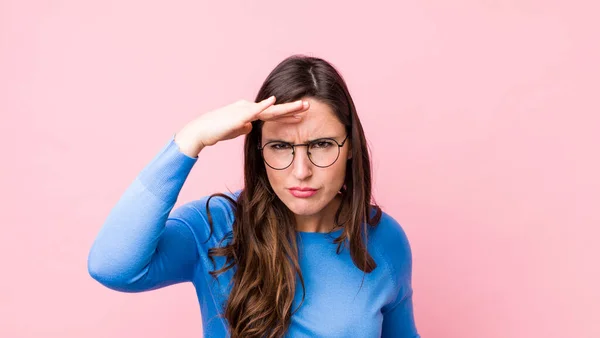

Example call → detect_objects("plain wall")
1 0 598 337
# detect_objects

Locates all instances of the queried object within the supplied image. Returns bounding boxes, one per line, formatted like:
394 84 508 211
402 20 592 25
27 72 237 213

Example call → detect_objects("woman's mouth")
288 188 318 198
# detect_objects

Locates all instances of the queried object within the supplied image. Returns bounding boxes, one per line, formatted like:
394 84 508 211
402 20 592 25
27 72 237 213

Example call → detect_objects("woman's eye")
312 141 333 148
270 143 291 150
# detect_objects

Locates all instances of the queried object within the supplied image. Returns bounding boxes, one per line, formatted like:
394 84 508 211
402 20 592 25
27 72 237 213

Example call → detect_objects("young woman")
88 55 420 338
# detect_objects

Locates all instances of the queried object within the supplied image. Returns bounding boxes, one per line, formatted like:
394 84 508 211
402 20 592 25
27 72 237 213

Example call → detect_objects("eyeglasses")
258 135 349 170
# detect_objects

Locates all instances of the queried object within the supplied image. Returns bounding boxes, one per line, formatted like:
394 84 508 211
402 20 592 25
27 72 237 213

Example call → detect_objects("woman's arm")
380 216 421 338
381 286 420 338
87 135 200 292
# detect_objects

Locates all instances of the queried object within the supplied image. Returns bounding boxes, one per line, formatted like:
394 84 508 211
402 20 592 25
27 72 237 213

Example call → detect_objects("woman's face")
260 97 352 217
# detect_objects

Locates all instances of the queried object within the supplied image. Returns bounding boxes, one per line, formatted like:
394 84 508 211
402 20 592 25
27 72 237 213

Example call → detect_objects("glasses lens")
263 142 294 169
308 140 339 167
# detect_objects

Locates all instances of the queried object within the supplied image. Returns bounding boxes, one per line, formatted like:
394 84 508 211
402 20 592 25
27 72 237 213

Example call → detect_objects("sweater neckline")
295 227 344 238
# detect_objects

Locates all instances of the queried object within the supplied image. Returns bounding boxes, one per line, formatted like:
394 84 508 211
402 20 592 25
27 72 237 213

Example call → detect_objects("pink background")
1 1 598 337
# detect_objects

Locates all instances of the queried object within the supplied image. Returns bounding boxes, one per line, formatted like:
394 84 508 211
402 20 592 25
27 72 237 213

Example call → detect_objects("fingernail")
302 101 309 108
294 114 303 119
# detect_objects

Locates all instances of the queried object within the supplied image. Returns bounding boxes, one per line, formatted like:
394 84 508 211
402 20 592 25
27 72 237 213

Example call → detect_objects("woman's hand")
174 96 310 157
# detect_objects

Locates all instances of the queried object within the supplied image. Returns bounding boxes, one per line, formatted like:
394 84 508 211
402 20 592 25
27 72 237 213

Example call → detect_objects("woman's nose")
291 148 313 179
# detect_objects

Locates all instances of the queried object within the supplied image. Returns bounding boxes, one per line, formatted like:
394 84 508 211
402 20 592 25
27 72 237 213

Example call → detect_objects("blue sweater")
88 135 420 338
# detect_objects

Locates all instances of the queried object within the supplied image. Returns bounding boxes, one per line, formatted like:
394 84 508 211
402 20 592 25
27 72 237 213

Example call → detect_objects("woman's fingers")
257 100 309 121
246 96 277 119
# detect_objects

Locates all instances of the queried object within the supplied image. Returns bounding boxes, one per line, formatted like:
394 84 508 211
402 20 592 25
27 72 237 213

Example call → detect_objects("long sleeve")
380 217 421 338
87 134 201 292
381 287 420 337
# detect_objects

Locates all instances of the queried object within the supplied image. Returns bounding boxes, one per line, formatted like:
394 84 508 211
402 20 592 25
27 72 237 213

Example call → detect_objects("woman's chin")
285 203 317 216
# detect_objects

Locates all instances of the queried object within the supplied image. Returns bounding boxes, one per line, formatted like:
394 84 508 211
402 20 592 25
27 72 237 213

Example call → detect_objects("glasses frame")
258 134 349 170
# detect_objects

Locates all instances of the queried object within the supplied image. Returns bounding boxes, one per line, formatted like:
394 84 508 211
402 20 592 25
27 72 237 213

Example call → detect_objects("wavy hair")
204 55 382 338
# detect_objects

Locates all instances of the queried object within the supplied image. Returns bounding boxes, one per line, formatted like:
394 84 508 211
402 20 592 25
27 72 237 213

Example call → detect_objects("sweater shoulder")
370 210 411 248
368 210 413 280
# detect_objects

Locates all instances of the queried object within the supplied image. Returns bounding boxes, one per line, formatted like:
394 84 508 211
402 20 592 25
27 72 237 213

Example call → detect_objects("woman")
88 55 420 338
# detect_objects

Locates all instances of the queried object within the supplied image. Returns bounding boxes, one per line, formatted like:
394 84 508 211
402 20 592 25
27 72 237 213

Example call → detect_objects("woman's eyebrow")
263 136 338 143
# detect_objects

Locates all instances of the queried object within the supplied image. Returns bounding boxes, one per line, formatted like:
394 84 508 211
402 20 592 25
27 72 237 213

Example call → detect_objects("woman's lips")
289 189 318 198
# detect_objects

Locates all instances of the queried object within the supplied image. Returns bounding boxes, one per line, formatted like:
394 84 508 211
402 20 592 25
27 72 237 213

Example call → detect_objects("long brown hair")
204 55 382 338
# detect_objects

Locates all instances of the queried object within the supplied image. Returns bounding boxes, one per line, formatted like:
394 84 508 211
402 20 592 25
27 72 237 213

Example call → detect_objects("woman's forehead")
262 98 344 139
262 115 344 141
